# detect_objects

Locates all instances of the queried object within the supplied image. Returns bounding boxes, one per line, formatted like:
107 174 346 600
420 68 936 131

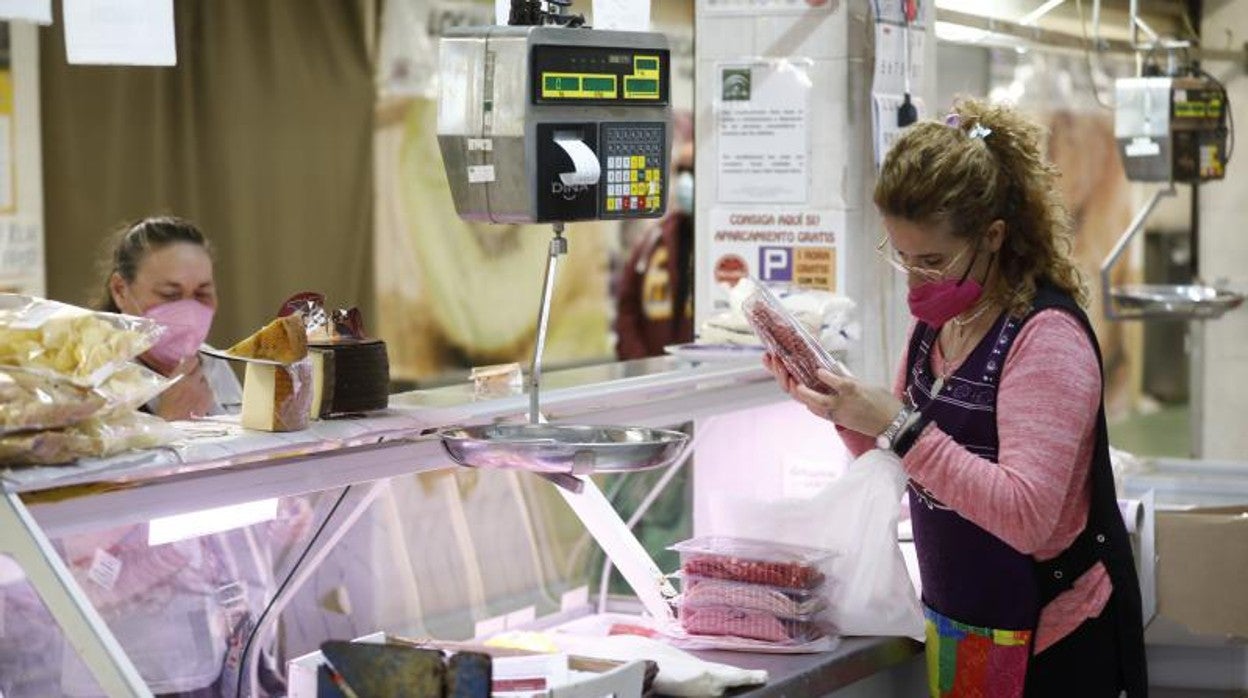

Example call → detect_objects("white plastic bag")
707 449 924 639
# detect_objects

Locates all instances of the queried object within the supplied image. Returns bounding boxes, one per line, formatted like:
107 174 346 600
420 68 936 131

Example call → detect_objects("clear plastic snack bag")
0 294 165 387
0 368 107 435
0 411 180 467
93 363 177 412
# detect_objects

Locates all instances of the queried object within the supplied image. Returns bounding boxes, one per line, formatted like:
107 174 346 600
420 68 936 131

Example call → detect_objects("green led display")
545 76 580 91
582 77 615 92
626 78 658 94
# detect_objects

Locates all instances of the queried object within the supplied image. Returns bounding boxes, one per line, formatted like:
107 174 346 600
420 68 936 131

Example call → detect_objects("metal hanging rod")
935 7 1247 67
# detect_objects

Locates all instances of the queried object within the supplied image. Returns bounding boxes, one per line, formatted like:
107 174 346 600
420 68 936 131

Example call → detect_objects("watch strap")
893 412 930 457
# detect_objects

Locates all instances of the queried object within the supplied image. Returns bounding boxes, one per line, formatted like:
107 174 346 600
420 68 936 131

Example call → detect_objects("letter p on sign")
759 247 792 282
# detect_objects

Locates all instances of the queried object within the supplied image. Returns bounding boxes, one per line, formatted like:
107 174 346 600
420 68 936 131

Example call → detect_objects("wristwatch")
876 406 915 452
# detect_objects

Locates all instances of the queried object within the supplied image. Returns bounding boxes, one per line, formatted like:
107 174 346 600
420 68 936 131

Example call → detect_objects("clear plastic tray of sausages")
737 279 850 394
670 536 832 590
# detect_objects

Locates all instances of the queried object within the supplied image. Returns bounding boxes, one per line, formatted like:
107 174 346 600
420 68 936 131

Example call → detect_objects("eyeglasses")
875 236 975 282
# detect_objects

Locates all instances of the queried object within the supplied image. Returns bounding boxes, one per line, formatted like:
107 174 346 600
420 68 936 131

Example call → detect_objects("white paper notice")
0 218 42 293
707 207 844 313
467 165 496 184
0 0 51 25
716 60 811 204
553 134 601 186
592 0 650 31
700 0 836 15
872 21 925 96
63 0 177 67
495 0 509 25
873 0 923 25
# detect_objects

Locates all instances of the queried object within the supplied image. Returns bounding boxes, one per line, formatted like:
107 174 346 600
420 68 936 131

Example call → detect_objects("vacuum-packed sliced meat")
681 575 825 618
679 605 823 644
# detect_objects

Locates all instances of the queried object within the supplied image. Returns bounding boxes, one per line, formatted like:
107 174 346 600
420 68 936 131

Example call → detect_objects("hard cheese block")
307 340 389 416
241 361 313 432
228 314 307 363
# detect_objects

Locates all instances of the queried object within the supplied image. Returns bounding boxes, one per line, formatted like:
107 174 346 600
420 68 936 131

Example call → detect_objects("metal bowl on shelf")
1111 284 1245 319
439 423 690 474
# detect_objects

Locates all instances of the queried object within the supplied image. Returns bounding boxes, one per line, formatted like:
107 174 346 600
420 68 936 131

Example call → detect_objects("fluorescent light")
1019 0 1065 26
148 499 279 546
934 0 992 11
935 21 988 44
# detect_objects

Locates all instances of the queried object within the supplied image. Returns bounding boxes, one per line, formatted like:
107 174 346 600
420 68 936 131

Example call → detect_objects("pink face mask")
907 277 985 328
142 299 215 368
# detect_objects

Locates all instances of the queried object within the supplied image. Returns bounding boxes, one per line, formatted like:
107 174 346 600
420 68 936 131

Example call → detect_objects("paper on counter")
547 615 768 696
63 0 176 66
0 0 51 25
592 0 650 31
553 134 602 187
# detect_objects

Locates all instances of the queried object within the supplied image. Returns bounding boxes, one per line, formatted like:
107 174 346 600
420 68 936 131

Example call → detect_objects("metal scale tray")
1110 284 1244 319
440 423 690 474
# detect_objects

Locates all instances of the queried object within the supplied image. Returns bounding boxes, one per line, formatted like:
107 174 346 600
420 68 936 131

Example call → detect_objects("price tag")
87 549 123 592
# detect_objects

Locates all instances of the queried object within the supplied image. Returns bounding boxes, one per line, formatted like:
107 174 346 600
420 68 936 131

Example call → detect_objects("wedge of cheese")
241 360 313 432
228 315 308 364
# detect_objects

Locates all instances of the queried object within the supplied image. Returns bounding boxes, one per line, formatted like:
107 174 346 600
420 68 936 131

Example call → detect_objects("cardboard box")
1155 505 1248 640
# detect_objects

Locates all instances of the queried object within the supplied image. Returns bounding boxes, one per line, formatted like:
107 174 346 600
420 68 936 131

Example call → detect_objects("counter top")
4 355 777 536
694 637 923 696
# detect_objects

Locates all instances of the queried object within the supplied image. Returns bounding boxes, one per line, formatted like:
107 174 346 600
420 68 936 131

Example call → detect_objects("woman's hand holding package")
797 368 903 438
763 352 901 436
761 352 800 395
154 357 215 420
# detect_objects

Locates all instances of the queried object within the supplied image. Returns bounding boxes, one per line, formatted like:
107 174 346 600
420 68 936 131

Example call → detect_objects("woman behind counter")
0 217 284 698
765 99 1147 696
101 216 242 419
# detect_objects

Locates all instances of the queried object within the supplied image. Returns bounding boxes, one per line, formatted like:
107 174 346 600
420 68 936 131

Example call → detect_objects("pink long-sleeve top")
839 309 1112 653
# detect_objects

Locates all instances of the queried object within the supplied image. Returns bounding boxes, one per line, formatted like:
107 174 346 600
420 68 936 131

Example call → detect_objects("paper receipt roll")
553 133 602 186
1117 499 1144 535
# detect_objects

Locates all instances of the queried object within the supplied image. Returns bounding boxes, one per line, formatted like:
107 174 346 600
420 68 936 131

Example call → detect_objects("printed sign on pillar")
706 207 845 314
714 59 813 204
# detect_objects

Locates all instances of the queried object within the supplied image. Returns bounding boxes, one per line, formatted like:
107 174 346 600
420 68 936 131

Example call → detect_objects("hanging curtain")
39 0 377 346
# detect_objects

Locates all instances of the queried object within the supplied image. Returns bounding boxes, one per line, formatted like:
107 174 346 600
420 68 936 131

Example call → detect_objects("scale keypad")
600 123 666 217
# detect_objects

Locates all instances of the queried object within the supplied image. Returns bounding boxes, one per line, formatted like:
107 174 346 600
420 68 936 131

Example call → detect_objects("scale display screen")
532 45 669 105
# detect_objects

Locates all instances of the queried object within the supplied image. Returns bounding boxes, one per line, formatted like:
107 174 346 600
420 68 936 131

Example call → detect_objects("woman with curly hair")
764 98 1147 696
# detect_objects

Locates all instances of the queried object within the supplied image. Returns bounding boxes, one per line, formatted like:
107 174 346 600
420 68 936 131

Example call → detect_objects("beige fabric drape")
40 0 376 347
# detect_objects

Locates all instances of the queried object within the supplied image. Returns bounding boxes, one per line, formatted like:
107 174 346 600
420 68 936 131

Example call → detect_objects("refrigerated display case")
0 357 924 697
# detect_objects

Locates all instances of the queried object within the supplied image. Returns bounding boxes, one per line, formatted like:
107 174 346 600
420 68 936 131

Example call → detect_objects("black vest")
903 283 1148 695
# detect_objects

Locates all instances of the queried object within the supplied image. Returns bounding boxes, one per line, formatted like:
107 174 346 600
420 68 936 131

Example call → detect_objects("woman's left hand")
794 369 905 437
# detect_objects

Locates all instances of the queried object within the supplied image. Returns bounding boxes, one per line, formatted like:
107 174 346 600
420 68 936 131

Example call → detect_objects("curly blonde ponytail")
873 97 1086 316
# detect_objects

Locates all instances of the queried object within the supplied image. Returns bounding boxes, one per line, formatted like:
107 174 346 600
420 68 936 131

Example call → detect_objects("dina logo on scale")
551 180 592 201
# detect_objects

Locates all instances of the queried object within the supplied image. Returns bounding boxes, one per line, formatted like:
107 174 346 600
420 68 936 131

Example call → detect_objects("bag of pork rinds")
0 294 164 388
